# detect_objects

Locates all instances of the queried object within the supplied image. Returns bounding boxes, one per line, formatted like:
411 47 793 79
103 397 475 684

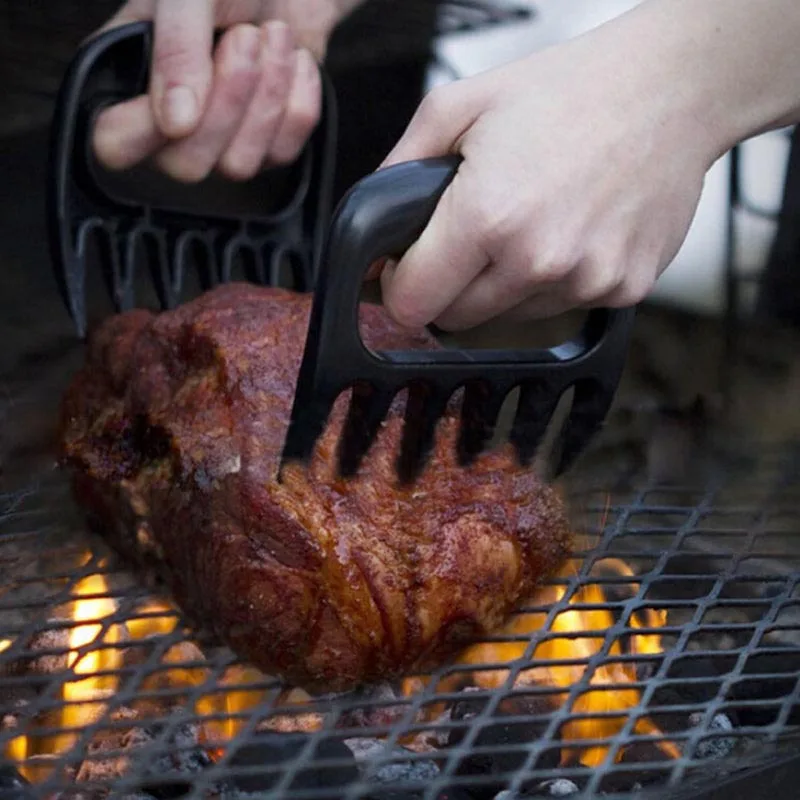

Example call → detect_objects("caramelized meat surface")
59 284 572 692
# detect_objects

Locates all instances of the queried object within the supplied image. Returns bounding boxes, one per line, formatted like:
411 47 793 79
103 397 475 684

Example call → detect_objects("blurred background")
2 0 800 488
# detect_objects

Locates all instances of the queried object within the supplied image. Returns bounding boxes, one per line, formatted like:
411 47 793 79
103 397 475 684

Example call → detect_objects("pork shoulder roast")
59 284 572 692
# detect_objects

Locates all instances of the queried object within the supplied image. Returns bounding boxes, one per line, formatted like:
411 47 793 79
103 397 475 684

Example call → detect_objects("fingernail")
265 20 293 55
236 25 261 64
163 85 198 134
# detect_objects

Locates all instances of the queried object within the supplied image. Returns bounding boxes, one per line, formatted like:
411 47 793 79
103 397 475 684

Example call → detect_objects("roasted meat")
59 284 572 692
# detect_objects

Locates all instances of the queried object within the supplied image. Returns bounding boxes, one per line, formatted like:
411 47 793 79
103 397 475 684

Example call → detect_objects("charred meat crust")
58 284 573 693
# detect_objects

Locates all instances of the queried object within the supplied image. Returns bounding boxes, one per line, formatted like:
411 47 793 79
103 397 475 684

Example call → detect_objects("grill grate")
2 435 800 799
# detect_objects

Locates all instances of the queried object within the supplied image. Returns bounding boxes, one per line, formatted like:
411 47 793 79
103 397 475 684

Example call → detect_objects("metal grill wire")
2 438 800 799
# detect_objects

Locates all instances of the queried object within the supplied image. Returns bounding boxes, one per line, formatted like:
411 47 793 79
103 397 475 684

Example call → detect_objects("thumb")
149 0 215 138
373 80 487 322
380 80 479 169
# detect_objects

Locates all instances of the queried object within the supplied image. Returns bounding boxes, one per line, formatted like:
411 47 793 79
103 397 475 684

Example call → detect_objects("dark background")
2 0 800 495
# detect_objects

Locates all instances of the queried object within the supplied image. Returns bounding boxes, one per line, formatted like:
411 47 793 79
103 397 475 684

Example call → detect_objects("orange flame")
402 557 676 766
5 573 124 781
4 543 675 783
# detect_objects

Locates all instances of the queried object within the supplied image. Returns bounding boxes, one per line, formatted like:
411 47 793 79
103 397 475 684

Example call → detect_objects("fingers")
216 21 294 179
150 0 215 138
93 95 166 171
369 82 491 320
266 48 322 166
92 17 321 182
155 24 263 183
432 255 536 332
495 290 576 324
380 81 481 169
93 0 153 35
430 250 645 331
218 23 321 180
380 184 490 329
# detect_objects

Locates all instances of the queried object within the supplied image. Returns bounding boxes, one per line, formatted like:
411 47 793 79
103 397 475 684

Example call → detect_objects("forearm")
570 0 800 167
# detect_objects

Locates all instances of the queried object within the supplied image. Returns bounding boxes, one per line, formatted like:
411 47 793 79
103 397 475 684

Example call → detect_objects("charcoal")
356 742 439 783
494 778 581 798
361 789 472 800
335 683 408 731
76 719 200 798
1 696 33 731
75 707 144 784
3 628 70 676
0 762 33 799
344 736 386 760
688 712 736 760
401 708 452 752
371 755 440 783
531 779 580 797
648 656 723 733
257 710 327 734
345 736 439 781
118 795 159 800
723 646 800 726
599 741 673 793
225 731 357 796
4 625 130 682
132 720 212 799
448 695 560 800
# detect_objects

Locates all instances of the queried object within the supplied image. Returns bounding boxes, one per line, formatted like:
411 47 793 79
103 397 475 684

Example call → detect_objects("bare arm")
586 0 800 163
375 0 800 330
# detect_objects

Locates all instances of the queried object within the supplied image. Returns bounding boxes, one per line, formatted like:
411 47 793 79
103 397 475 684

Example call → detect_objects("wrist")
588 0 800 167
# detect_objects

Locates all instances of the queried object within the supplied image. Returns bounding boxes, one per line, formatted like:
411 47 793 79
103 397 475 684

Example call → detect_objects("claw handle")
285 155 637 475
305 156 462 357
47 20 336 338
302 155 632 370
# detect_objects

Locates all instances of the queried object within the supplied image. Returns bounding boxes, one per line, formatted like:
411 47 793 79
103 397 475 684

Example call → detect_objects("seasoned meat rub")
59 284 572 692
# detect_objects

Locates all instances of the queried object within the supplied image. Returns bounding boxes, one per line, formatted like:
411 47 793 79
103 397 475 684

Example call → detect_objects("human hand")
91 0 342 183
374 13 721 331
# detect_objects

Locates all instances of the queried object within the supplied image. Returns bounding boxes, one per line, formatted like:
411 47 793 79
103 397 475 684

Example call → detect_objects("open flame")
3 549 673 783
5 573 123 780
402 556 677 766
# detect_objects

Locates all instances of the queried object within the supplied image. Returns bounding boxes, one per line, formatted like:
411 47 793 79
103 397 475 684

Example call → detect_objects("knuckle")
218 152 259 182
222 70 260 109
157 151 210 184
154 38 199 80
470 194 519 251
526 239 575 285
609 274 652 307
575 268 620 305
220 24 260 66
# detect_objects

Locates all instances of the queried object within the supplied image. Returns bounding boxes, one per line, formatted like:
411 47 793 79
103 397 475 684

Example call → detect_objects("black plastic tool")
47 20 337 338
281 156 637 484
49 20 636 485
